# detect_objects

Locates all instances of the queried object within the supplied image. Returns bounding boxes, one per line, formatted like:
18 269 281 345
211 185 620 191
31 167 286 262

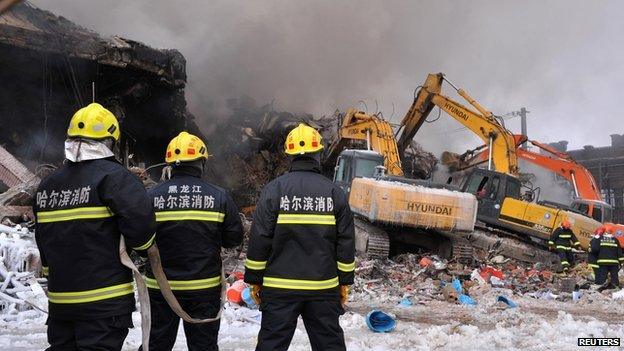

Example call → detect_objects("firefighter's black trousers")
139 290 221 351
46 314 133 351
256 297 346 351
596 264 620 287
556 250 575 269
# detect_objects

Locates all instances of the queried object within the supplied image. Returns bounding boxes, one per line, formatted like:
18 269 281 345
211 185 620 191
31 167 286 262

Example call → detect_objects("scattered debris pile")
401 142 438 179
351 252 614 307
206 97 438 207
0 2 200 169
0 223 46 322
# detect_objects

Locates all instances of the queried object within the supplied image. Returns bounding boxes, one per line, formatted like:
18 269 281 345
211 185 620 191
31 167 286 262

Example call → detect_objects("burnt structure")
550 134 624 223
0 3 201 174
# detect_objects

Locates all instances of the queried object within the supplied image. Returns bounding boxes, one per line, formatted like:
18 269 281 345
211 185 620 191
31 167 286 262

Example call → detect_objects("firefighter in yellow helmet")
34 103 156 350
141 131 243 351
245 123 355 351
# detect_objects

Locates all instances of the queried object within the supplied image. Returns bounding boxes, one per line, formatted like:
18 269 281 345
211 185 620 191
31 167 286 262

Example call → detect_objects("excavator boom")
325 108 404 176
397 73 519 176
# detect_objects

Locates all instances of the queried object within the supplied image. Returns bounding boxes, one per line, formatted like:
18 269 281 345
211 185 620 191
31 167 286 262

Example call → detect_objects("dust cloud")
32 0 624 154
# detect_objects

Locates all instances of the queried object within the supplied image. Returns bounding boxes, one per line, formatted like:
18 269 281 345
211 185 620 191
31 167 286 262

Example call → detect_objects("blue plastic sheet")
458 294 477 305
398 298 413 307
451 278 463 294
496 295 517 308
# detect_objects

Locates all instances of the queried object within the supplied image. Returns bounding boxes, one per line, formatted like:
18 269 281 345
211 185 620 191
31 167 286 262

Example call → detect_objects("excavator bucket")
348 177 478 232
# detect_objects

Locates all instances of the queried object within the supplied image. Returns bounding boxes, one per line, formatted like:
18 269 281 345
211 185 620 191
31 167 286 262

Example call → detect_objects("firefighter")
592 224 623 289
141 132 243 351
244 123 355 351
34 103 156 351
588 225 605 279
548 217 581 273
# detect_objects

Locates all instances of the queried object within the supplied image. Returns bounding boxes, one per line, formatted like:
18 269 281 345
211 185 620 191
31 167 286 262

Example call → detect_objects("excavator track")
450 236 475 265
354 218 390 258
465 223 561 266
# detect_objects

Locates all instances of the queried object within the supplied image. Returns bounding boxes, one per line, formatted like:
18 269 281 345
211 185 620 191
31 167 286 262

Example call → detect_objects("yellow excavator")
324 108 479 258
399 73 602 251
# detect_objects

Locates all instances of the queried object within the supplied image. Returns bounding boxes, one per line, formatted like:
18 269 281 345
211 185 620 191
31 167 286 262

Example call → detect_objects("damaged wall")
0 3 199 173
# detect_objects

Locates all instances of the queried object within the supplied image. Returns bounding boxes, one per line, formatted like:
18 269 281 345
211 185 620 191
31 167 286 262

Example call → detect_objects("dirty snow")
2 291 623 351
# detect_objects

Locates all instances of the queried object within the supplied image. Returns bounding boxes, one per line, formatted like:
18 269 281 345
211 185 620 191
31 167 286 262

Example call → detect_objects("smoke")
518 159 575 205
32 0 624 154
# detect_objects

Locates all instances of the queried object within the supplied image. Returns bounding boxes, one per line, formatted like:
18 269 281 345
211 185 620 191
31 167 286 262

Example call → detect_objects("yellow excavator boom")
326 108 404 176
397 73 519 176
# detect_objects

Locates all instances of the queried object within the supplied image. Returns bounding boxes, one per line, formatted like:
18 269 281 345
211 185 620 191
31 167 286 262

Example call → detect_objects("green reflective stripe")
245 259 267 270
144 276 221 291
42 266 49 275
155 210 225 223
337 261 355 272
600 242 619 247
561 260 570 266
556 245 572 250
276 214 336 225
559 235 572 238
588 263 599 268
37 206 113 223
48 283 133 304
133 233 156 251
573 242 581 246
619 258 624 261
597 259 620 264
263 276 339 290
548 241 554 245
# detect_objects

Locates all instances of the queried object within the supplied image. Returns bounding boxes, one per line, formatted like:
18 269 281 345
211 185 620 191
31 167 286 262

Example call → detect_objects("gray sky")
34 0 624 156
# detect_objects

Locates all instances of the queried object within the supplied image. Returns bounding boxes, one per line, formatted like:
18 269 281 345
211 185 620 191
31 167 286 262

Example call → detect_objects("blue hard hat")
365 310 396 333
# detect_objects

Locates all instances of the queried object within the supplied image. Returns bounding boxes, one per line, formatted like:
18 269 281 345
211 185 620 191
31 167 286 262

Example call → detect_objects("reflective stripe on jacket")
244 157 355 296
34 158 156 320
145 166 243 294
549 227 580 251
592 235 623 266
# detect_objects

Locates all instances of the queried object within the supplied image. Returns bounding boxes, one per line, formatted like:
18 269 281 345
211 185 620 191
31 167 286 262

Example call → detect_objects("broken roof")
0 2 186 87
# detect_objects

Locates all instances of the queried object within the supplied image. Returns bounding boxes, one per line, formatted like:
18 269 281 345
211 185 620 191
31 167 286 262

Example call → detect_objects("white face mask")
64 138 114 162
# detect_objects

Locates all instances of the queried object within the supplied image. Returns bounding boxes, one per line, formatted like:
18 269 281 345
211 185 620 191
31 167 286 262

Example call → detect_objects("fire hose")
119 237 226 351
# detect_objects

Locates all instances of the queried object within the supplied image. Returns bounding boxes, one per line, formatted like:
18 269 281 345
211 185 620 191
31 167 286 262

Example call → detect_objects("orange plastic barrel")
227 280 247 304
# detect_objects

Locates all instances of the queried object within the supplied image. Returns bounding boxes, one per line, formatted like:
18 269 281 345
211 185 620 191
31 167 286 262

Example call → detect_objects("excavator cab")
571 199 613 223
461 168 522 223
333 149 385 193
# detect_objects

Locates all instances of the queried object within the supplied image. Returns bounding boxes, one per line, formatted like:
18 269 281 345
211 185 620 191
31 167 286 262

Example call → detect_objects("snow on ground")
2 290 623 351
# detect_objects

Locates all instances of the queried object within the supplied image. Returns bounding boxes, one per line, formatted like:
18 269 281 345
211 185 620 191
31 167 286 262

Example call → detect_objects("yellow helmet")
165 131 208 164
67 103 120 141
284 123 324 155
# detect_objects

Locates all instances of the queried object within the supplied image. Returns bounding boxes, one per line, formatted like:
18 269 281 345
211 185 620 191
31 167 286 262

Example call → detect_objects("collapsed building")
0 2 201 177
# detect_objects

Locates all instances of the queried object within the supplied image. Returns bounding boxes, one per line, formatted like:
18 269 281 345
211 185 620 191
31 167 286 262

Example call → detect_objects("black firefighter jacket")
549 227 581 251
590 234 624 266
244 157 355 300
145 166 243 296
34 158 156 320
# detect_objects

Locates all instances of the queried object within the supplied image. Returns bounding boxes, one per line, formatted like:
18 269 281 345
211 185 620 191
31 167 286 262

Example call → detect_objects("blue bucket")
241 287 258 309
365 310 396 333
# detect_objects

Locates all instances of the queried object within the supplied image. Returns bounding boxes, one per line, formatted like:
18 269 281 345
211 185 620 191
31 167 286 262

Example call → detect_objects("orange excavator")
453 135 624 246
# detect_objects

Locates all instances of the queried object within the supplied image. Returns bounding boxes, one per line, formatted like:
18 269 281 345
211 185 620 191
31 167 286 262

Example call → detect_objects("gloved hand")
251 284 262 305
340 285 350 306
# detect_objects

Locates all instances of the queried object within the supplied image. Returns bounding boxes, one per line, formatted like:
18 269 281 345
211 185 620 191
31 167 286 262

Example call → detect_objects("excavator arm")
397 73 519 176
458 135 603 201
325 108 404 176
519 139 602 201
